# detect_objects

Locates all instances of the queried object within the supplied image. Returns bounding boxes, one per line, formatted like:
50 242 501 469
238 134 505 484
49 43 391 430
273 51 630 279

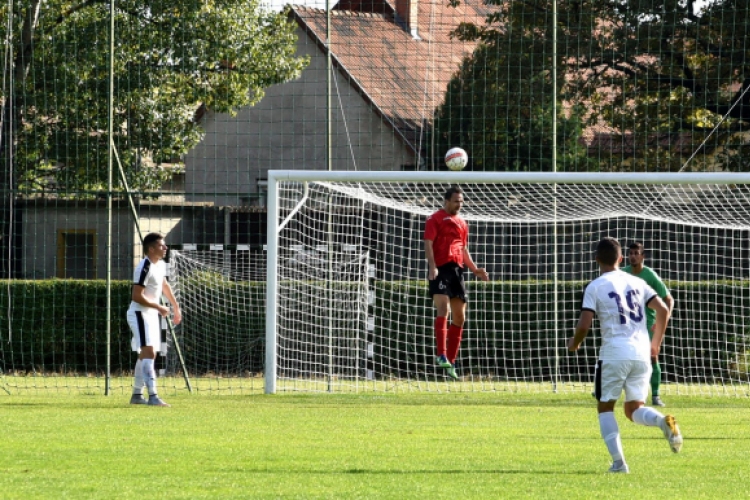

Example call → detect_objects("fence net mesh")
0 0 748 395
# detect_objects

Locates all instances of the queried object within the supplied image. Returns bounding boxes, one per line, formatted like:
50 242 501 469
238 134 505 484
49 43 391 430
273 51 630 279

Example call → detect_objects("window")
57 230 97 279
257 179 268 207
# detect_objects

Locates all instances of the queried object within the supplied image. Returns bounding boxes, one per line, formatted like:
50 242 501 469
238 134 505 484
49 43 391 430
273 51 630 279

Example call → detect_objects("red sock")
446 324 463 364
434 317 448 357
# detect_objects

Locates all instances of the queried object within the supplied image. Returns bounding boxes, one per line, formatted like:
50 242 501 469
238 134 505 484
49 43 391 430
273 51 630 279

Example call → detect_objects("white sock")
599 412 624 463
632 406 663 427
132 359 144 395
142 358 158 396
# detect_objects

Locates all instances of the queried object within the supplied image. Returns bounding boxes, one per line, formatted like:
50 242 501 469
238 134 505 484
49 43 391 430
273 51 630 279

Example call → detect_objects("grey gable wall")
185 24 416 208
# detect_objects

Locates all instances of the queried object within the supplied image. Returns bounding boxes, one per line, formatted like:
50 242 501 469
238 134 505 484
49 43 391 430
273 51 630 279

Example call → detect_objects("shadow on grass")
223 467 602 475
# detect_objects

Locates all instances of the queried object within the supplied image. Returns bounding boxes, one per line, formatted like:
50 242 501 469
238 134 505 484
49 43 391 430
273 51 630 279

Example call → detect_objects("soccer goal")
263 170 750 396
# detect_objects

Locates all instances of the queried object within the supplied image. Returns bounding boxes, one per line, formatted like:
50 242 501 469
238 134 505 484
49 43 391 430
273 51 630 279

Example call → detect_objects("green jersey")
622 265 670 329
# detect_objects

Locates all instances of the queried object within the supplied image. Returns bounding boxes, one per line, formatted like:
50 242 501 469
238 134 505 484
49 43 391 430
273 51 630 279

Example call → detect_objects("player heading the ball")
424 186 489 380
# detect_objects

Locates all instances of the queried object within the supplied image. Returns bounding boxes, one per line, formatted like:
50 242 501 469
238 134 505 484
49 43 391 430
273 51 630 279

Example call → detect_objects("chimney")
395 0 420 39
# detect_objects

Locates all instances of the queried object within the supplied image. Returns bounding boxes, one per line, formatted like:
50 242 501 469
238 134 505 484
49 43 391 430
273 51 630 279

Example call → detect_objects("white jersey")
127 257 167 313
581 269 658 362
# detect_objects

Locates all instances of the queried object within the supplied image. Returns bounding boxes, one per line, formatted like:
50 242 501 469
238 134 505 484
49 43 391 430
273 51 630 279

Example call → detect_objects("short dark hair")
596 237 621 266
629 241 645 254
143 232 164 254
444 186 464 201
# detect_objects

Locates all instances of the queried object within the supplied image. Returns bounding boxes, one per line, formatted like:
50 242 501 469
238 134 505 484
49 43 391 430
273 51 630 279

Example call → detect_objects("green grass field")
1 391 749 499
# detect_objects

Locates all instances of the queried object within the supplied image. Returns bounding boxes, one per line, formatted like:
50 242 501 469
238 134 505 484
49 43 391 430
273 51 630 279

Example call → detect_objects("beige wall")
20 203 134 280
20 202 222 280
185 25 416 207
134 204 192 271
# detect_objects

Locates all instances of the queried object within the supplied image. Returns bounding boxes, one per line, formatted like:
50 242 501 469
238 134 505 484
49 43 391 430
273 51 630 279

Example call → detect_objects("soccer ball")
445 147 468 171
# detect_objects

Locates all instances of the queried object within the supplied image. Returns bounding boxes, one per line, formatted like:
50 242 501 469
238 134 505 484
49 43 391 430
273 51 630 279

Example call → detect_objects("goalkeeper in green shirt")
623 242 675 407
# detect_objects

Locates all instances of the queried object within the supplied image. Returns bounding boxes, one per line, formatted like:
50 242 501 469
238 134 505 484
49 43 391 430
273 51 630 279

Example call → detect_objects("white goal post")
265 170 750 395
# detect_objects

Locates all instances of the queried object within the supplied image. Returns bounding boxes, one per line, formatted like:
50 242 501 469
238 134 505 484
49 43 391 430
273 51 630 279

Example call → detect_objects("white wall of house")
184 25 416 207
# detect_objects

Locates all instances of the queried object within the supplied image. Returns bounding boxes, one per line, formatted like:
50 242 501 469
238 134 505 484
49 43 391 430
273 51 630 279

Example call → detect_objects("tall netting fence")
0 0 748 395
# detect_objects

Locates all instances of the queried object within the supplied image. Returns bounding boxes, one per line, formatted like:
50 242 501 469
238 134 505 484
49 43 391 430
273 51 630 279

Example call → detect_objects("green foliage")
430 31 597 171
177 275 266 375
1 279 748 383
0 0 308 194
441 0 750 172
373 280 750 382
0 280 134 374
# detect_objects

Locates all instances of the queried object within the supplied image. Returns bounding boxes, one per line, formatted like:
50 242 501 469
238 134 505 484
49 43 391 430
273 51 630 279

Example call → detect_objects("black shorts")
429 262 467 302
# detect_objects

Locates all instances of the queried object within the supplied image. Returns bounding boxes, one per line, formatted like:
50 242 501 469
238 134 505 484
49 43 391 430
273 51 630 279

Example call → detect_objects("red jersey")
424 209 469 267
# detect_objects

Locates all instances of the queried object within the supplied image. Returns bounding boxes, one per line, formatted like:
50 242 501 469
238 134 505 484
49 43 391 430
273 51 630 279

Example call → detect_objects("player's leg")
651 356 664 406
446 265 467 366
127 310 147 404
623 360 681 453
446 297 465 364
624 360 661 425
432 294 450 367
136 312 170 407
131 359 146 403
430 266 452 368
649 325 665 406
437 298 465 380
596 360 629 473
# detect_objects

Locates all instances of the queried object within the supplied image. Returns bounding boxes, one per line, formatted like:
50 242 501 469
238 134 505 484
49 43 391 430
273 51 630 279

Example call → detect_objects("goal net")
263 170 750 395
166 247 268 393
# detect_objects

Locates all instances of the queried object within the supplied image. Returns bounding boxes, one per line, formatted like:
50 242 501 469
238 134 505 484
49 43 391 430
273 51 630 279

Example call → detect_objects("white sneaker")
608 462 630 473
147 395 171 407
659 415 683 453
129 394 147 405
652 395 666 407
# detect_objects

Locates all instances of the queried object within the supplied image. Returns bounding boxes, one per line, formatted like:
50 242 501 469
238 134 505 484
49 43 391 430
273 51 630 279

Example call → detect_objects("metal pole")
552 0 560 392
113 145 193 393
105 0 115 396
326 0 334 392
264 175 281 394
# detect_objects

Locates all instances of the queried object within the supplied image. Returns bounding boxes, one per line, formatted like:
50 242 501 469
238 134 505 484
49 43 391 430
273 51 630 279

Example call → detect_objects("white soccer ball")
445 147 468 171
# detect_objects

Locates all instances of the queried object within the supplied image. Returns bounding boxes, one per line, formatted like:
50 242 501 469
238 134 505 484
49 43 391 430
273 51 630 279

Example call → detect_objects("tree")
0 0 308 274
434 0 750 173
430 38 595 172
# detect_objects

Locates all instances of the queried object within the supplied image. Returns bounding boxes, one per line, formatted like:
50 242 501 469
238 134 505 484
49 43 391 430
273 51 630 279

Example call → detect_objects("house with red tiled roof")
184 0 494 207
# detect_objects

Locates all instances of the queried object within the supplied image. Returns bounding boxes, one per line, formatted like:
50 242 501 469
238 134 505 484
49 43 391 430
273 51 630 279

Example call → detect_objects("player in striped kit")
126 232 182 407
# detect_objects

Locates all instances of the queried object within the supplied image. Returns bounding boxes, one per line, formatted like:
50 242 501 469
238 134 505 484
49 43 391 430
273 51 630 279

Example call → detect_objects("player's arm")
462 247 489 281
161 281 182 325
423 216 439 281
647 295 669 356
424 239 438 280
131 284 169 316
651 274 674 320
664 294 674 318
568 310 594 351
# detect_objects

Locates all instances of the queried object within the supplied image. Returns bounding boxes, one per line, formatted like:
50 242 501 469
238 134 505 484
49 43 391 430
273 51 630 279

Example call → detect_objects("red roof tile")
291 0 494 153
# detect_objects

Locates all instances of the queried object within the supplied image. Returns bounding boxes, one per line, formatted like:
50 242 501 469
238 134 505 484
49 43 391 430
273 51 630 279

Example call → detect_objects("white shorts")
127 309 162 353
594 359 651 403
